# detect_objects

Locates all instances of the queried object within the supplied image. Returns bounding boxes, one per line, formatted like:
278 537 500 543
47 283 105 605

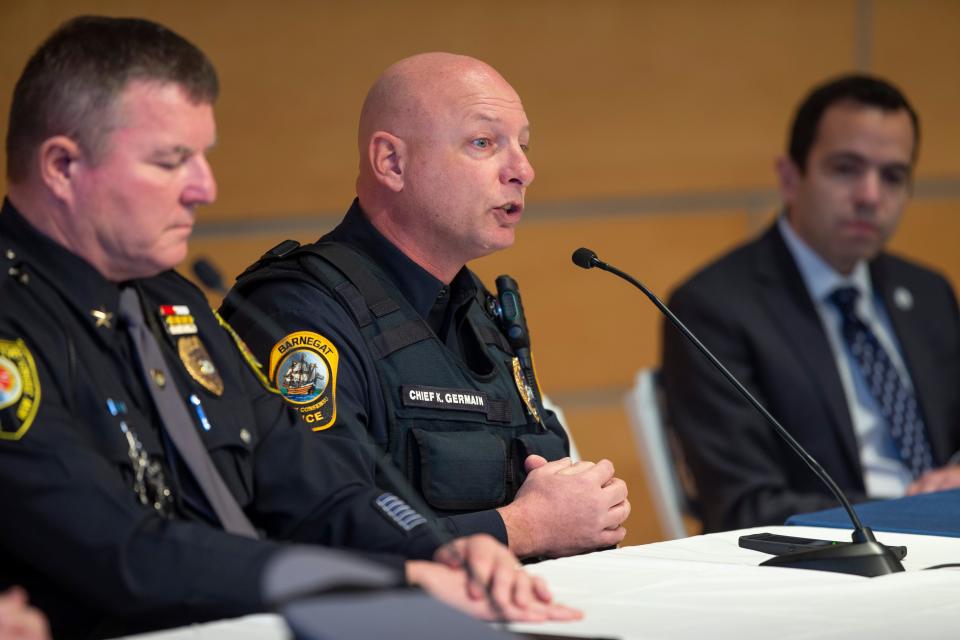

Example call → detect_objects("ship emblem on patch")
278 352 327 401
0 338 41 441
178 335 224 396
159 304 198 336
269 331 339 431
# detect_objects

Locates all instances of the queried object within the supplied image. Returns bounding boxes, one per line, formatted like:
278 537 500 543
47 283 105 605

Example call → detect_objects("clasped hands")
499 454 631 558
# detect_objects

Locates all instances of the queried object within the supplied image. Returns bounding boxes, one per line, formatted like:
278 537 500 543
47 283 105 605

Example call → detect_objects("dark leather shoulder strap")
298 244 434 357
295 243 400 319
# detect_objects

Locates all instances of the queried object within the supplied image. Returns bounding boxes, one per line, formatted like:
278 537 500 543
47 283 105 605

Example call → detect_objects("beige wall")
2 0 958 545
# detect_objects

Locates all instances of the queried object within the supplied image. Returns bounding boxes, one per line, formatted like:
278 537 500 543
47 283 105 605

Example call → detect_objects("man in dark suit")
662 74 960 533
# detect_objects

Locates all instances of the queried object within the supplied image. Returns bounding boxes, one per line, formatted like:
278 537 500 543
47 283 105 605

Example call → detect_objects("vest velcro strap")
477 324 513 354
372 320 434 358
485 399 512 423
316 244 399 318
334 281 373 327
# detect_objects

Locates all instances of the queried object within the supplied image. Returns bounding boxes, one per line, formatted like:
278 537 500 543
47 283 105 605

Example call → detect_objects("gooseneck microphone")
572 247 904 577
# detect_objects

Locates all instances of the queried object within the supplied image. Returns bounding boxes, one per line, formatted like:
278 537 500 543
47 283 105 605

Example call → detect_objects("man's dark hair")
6 15 219 183
788 73 920 172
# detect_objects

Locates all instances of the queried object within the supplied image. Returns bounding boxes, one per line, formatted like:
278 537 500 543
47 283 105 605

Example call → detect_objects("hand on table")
405 534 581 623
907 464 960 496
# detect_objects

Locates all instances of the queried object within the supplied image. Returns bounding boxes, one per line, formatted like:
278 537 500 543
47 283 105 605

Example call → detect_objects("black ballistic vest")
232 242 569 515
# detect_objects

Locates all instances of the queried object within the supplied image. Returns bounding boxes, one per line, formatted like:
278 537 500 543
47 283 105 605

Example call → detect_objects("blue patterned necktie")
828 286 933 479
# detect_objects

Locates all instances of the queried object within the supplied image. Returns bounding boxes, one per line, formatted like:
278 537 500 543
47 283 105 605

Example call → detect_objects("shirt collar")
778 213 873 305
1 197 123 331
322 199 477 320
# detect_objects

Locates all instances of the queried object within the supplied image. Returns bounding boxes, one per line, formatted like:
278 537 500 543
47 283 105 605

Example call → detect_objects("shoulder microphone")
572 247 904 577
494 275 545 429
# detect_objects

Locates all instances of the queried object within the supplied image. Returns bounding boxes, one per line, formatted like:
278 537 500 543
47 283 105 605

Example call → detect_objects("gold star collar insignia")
91 307 114 329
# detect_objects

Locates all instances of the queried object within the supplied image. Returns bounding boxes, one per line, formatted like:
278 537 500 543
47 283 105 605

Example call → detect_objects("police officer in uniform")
0 17 578 638
223 53 630 559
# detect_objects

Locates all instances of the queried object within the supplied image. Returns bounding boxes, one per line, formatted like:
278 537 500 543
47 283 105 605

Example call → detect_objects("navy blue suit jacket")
662 224 960 532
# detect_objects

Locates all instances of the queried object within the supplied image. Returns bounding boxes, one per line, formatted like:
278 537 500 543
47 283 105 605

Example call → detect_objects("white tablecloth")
120 525 960 639
508 525 960 639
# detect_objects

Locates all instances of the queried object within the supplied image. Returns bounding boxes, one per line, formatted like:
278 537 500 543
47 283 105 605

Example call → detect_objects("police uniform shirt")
0 200 438 639
224 200 567 544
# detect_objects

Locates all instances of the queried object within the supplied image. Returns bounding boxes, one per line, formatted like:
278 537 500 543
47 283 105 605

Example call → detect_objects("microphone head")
192 258 227 294
571 247 598 269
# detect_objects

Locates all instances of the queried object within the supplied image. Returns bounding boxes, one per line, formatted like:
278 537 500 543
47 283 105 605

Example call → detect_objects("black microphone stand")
572 247 904 577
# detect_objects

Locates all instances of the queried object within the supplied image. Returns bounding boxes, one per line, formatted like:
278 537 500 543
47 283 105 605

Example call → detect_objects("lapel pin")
893 286 913 311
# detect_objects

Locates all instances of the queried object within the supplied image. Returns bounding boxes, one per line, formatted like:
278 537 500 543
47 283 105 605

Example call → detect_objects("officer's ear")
775 155 801 205
38 135 83 204
368 131 406 193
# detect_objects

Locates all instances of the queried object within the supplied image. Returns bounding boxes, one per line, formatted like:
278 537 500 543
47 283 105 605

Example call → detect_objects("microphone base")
760 541 904 577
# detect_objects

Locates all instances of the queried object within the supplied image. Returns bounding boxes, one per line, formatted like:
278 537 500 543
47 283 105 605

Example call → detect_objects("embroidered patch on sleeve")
268 331 339 431
213 310 277 393
0 338 41 441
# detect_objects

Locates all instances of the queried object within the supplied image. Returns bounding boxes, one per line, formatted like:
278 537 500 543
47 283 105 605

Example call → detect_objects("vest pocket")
411 428 506 510
514 432 569 462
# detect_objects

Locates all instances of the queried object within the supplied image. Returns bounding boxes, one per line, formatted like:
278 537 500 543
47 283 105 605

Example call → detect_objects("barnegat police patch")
0 338 41 441
269 331 338 431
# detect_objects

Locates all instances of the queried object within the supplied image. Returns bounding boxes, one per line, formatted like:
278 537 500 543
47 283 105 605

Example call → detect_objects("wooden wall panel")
0 0 859 219
887 199 960 292
2 1 955 215
873 0 960 179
